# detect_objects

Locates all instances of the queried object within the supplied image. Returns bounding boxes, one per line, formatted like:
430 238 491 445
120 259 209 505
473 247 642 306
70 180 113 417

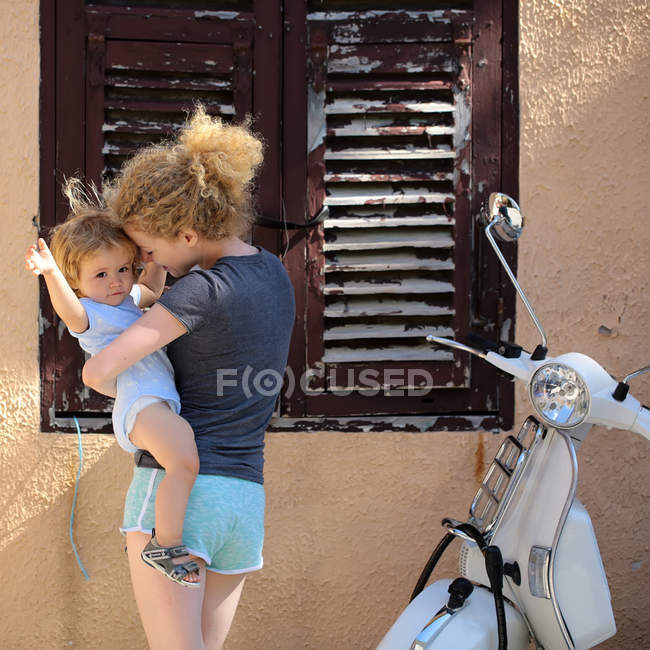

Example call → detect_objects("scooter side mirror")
479 192 524 242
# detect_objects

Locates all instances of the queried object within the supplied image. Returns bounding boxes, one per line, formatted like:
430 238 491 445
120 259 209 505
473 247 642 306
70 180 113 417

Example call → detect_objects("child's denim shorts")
121 467 265 574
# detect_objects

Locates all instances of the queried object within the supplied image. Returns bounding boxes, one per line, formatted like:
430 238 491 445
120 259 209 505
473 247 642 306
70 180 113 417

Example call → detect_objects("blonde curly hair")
50 178 137 293
106 105 264 240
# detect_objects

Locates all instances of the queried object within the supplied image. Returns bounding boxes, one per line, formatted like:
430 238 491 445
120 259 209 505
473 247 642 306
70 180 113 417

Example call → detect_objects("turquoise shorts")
121 467 265 574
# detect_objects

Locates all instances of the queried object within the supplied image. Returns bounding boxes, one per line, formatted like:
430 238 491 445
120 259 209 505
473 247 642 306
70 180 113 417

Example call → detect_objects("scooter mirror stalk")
479 193 548 360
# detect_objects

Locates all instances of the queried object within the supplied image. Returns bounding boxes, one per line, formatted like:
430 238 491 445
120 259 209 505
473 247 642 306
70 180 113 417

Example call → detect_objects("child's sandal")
141 530 201 588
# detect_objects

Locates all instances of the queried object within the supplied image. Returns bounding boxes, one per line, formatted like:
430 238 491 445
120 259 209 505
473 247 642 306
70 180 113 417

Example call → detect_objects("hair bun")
110 104 264 241
179 105 263 190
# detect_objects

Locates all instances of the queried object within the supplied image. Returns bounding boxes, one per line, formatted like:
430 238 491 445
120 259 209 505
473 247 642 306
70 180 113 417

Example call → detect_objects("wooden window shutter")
280 4 516 430
40 1 265 432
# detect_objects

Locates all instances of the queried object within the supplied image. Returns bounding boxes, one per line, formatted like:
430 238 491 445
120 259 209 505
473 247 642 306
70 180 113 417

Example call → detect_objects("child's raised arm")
25 238 89 333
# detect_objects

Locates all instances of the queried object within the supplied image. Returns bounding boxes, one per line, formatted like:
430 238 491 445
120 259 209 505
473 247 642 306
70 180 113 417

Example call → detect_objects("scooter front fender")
377 579 529 650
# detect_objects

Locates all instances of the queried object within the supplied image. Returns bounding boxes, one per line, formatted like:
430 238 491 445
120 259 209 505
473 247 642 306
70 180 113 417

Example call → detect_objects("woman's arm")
25 238 89 333
82 303 187 397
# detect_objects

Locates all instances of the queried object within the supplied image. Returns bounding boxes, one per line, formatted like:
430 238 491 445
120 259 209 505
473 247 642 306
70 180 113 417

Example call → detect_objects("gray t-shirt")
156 247 295 484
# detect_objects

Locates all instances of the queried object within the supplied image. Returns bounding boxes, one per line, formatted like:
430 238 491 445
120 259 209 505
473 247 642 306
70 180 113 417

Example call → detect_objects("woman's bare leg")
127 532 247 650
127 531 205 650
201 571 247 650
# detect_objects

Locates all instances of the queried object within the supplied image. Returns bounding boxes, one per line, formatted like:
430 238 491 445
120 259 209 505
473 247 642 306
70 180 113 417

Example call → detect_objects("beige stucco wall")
0 1 647 648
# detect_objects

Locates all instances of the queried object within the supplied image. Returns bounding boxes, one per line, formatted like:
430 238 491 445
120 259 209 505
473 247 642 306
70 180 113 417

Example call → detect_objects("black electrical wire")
255 206 330 230
408 521 508 649
409 532 456 602
493 589 508 650
450 523 508 650
484 545 508 650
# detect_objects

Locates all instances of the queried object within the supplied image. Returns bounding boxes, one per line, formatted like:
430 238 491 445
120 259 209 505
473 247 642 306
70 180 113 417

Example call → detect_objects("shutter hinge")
308 27 328 93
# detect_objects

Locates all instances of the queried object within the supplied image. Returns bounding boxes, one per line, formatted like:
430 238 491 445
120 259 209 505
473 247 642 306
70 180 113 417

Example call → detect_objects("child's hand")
25 238 57 276
136 260 168 306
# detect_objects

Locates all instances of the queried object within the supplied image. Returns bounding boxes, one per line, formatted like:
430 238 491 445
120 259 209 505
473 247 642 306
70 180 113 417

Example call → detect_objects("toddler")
26 193 201 587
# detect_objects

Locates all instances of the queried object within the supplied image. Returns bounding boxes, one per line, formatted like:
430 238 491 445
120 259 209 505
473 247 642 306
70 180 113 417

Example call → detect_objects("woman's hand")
25 238 57 276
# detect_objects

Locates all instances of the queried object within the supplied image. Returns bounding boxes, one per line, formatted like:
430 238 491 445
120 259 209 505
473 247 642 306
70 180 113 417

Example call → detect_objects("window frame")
39 0 518 434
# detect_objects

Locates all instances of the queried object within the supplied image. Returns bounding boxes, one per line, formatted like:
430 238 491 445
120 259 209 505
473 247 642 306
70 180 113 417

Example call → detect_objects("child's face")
76 245 135 306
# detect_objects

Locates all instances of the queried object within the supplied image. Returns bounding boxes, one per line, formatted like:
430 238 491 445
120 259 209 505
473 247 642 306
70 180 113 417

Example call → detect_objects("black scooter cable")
494 590 508 650
445 523 509 650
484 544 508 650
408 523 508 649
409 532 456 602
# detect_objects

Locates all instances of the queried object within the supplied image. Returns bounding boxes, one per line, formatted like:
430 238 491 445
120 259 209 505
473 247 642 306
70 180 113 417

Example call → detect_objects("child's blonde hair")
106 105 264 240
50 179 138 292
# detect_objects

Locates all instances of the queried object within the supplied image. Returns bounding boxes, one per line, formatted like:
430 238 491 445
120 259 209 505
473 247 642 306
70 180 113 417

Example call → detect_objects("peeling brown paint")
324 171 451 183
267 415 503 434
475 431 486 485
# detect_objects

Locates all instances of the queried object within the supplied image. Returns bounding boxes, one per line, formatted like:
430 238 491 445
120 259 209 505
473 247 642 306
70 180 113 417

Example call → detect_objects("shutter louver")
85 7 254 184
101 43 236 177
306 10 472 394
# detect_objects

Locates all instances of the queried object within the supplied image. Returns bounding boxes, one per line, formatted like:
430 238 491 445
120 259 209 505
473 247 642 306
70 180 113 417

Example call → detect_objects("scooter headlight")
529 363 590 428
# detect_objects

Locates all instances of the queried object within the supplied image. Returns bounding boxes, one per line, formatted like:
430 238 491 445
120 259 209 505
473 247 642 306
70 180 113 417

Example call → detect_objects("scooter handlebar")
427 334 650 439
485 350 538 382
425 335 487 360
426 335 539 381
630 406 650 441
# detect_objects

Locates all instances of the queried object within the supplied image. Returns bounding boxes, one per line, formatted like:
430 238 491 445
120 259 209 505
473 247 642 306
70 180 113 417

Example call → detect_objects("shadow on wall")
2 430 492 650
0 442 146 650
232 431 495 650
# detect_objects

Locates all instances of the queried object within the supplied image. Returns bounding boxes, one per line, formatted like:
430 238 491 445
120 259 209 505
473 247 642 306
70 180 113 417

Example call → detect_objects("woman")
83 107 295 650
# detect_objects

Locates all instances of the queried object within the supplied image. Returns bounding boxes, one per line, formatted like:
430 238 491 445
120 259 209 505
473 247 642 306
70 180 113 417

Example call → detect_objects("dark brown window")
40 0 518 433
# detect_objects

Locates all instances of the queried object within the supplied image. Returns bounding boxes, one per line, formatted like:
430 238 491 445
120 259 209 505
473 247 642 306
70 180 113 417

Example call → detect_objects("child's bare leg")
129 402 199 553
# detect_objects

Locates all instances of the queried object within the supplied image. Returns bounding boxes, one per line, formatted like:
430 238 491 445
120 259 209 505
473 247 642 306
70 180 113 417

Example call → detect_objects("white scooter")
377 193 650 650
